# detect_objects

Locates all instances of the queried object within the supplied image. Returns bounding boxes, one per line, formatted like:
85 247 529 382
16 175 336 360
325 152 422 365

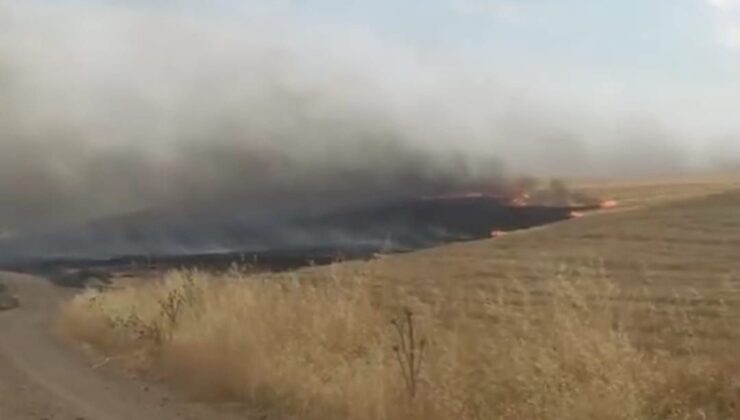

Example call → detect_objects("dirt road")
0 272 248 420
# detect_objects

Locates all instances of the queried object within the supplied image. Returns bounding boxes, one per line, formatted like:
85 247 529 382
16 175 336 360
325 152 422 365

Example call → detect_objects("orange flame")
510 192 530 207
490 230 505 238
569 211 585 218
600 199 618 209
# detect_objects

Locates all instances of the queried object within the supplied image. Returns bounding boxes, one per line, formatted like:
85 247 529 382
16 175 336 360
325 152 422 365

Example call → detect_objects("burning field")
0 179 616 281
7 2 740 419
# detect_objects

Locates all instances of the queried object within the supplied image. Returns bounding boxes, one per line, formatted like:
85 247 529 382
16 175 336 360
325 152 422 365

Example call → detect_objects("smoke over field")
0 1 502 232
0 1 721 260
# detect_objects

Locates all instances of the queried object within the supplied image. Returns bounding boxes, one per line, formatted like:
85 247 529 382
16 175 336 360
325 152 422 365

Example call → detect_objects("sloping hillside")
310 186 740 351
61 180 740 420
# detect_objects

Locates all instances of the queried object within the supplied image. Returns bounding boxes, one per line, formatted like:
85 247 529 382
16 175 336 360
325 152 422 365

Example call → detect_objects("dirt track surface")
0 272 247 420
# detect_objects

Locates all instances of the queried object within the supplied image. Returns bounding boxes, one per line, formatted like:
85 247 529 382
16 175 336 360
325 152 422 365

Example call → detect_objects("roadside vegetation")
61 184 740 419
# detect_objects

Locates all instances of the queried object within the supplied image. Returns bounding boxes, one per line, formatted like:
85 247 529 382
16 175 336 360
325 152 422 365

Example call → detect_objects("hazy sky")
95 0 740 150
316 0 738 133
1 0 739 231
7 0 740 153
55 0 740 131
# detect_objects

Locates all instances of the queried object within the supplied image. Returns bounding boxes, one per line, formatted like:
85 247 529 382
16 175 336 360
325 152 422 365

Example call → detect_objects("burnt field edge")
0 198 604 288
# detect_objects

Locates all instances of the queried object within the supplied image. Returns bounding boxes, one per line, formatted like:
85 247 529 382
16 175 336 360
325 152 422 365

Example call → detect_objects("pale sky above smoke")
1 0 739 231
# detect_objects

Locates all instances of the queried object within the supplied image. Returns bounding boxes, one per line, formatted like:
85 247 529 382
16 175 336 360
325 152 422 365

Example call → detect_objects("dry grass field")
61 176 740 420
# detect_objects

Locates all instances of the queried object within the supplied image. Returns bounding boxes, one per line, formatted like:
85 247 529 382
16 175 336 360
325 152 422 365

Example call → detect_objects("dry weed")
60 268 740 420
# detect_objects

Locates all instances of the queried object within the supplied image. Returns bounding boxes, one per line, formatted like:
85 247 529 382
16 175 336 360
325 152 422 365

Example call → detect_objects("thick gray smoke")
0 1 708 258
0 1 512 234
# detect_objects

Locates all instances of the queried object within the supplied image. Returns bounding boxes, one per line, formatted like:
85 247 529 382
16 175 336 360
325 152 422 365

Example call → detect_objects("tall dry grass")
60 268 740 420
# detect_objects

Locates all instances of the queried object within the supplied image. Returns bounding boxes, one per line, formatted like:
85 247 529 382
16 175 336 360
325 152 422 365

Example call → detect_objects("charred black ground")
1 196 600 284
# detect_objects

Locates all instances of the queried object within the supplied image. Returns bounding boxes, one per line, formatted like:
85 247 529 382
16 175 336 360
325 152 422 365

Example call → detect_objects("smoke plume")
0 1 517 234
0 1 715 258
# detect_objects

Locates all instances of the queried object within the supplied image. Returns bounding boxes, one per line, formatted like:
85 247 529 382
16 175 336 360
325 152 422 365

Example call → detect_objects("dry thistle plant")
390 308 427 399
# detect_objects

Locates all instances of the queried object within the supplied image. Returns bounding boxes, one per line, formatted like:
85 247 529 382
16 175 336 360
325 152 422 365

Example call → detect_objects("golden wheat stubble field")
62 178 740 420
